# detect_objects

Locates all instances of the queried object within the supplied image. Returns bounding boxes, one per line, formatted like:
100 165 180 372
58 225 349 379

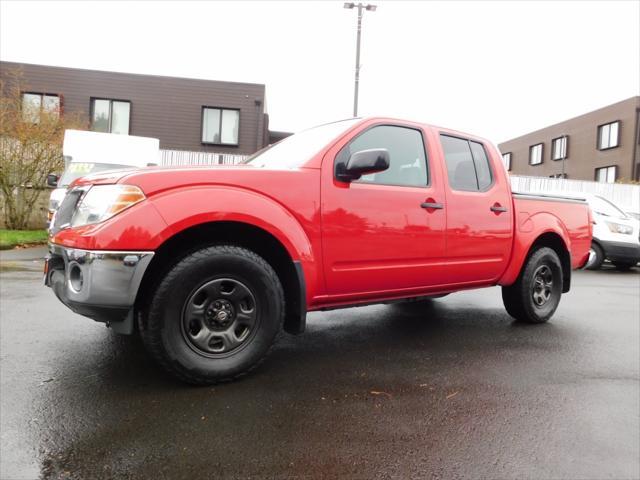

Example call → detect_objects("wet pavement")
1 247 638 479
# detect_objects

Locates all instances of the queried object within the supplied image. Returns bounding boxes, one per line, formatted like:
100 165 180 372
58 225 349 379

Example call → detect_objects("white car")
584 195 640 270
47 130 160 223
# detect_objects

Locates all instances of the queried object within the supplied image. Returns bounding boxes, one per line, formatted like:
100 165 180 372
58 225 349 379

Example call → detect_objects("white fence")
160 149 247 167
510 175 640 212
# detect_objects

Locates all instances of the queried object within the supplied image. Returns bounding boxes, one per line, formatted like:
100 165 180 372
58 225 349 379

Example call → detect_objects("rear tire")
502 247 563 324
139 245 284 385
586 243 604 270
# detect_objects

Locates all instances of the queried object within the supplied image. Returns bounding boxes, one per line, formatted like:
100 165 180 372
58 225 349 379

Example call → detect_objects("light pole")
344 2 376 117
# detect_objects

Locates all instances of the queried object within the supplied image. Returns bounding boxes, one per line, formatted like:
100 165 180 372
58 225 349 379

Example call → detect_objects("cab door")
321 123 447 299
438 134 513 284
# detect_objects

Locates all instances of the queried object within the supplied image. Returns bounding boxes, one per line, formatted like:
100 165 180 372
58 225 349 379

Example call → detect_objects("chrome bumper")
45 243 154 330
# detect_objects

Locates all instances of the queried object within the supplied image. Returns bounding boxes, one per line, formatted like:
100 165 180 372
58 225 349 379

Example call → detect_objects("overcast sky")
1 0 638 142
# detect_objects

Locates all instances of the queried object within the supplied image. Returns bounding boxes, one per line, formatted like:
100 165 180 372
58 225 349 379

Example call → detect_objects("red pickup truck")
46 118 592 384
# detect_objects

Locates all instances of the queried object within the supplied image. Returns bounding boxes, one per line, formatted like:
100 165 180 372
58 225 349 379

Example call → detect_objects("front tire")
139 245 284 385
502 247 563 324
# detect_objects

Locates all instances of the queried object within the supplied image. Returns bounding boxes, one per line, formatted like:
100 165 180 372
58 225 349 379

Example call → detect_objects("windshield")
244 119 361 169
58 162 137 187
589 196 628 219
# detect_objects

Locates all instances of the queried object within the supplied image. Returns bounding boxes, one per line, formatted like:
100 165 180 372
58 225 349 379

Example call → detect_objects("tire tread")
502 247 562 324
138 245 284 385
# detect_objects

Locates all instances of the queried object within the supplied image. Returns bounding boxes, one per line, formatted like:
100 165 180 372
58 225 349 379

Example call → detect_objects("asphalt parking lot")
1 247 638 480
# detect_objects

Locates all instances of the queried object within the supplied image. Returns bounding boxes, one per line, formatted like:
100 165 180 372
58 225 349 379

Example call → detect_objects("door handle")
421 201 443 210
490 204 508 213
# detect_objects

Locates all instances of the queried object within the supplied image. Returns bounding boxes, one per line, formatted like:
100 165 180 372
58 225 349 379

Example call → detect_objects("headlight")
605 221 633 235
71 185 145 227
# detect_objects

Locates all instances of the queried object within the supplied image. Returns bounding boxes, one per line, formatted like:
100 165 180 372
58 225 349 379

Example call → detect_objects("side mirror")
338 148 390 181
46 173 59 188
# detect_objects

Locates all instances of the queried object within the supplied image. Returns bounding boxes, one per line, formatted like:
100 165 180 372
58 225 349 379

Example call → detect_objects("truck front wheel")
139 245 284 385
501 247 563 324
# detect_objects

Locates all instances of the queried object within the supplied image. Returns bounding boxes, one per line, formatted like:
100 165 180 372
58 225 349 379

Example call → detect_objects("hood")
70 163 255 187
68 163 310 197
70 168 142 187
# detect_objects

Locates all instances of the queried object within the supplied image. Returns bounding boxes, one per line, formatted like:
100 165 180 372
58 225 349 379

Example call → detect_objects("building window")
529 143 543 165
502 152 512 171
598 121 620 150
22 92 60 123
550 173 568 179
551 136 568 160
91 98 131 135
595 166 617 183
202 107 240 145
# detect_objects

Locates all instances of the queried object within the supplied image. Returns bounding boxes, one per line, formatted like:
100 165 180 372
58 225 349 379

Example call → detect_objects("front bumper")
45 243 154 331
599 239 640 264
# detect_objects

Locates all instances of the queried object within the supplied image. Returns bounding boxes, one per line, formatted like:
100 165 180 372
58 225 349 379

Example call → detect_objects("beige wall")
499 97 640 181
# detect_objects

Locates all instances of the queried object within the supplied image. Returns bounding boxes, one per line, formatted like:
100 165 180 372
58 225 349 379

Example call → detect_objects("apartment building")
498 97 640 182
0 61 274 155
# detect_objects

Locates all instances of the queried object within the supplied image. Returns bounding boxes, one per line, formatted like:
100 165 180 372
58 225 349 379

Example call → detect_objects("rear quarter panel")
499 195 592 286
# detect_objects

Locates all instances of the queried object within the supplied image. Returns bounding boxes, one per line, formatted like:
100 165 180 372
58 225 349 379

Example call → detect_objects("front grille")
51 188 84 234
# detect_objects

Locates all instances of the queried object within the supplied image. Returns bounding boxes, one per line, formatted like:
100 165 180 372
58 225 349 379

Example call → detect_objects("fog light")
69 263 84 292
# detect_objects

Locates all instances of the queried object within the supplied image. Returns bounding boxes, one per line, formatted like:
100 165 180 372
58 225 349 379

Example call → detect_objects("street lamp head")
343 2 355 9
365 4 377 11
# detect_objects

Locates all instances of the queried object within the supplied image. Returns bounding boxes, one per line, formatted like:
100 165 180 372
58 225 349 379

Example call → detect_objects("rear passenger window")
440 134 493 191
440 135 476 191
469 141 492 190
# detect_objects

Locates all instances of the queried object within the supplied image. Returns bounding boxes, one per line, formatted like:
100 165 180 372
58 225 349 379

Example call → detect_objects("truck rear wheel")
139 245 284 385
501 247 563 324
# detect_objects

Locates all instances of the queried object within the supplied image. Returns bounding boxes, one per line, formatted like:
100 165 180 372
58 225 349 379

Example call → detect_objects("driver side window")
336 125 429 187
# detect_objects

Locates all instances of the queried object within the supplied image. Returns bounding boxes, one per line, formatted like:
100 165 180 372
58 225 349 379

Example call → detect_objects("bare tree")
0 68 85 229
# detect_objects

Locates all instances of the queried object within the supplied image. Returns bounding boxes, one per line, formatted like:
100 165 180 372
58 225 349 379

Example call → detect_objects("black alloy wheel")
181 278 258 357
531 264 554 308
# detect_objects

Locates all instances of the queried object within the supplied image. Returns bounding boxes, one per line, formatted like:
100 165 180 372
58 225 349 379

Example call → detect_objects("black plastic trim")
283 261 307 335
